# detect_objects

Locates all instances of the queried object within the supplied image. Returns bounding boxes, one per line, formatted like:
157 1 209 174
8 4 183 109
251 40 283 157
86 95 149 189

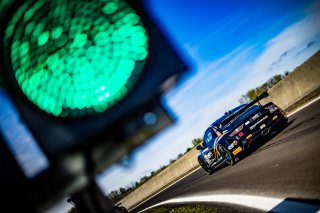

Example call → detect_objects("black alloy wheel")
198 157 212 175
218 145 235 166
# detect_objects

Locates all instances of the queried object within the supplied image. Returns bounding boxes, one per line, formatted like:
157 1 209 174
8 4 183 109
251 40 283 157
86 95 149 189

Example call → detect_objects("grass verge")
143 205 216 213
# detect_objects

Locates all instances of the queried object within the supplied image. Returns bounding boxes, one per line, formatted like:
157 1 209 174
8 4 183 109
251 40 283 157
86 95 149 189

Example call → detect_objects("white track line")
143 194 320 213
140 194 320 213
129 167 201 211
140 194 284 212
287 96 320 117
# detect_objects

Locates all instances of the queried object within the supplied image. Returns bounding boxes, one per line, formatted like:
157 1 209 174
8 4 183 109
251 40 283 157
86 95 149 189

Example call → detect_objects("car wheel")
277 117 288 130
198 157 212 175
282 117 288 125
218 145 235 166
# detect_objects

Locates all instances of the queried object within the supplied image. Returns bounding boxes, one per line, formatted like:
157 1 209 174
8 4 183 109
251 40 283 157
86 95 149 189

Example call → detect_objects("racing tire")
217 145 235 166
277 117 288 131
281 117 288 126
198 157 212 175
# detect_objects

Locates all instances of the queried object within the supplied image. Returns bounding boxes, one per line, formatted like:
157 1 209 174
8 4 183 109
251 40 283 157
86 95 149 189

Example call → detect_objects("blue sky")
99 0 320 193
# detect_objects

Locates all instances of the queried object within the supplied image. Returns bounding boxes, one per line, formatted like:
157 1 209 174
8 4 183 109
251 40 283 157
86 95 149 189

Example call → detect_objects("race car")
197 92 287 174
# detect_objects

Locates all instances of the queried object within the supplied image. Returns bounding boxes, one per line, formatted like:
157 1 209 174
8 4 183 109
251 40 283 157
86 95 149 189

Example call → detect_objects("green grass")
143 205 216 213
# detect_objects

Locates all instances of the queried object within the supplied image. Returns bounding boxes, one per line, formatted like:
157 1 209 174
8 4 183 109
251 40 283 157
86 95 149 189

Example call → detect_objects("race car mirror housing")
196 144 203 150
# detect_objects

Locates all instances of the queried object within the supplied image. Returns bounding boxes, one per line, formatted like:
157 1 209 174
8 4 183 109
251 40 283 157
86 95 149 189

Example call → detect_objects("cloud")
142 169 152 176
268 51 288 71
251 3 320 77
294 40 317 57
165 44 256 118
307 40 317 48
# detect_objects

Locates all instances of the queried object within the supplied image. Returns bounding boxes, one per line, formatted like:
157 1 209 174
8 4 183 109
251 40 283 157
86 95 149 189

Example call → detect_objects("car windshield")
203 128 217 144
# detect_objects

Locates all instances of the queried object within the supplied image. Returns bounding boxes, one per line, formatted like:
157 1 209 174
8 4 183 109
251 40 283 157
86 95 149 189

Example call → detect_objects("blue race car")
197 92 287 174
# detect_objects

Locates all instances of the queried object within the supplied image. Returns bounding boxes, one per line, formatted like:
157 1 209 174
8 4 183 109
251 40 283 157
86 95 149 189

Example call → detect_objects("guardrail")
119 148 200 210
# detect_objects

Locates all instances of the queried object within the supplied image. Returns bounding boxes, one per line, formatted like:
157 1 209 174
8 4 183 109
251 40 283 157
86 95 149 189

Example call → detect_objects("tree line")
238 72 289 104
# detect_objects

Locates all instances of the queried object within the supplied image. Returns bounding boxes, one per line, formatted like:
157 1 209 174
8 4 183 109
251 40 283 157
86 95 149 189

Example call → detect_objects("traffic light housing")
0 0 187 211
4 0 150 118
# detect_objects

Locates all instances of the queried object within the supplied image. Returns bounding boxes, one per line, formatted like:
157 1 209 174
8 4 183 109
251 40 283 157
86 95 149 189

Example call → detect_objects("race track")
131 98 320 212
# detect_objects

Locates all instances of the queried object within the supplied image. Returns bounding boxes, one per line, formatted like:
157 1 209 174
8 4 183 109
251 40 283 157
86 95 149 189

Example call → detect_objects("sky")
98 0 320 194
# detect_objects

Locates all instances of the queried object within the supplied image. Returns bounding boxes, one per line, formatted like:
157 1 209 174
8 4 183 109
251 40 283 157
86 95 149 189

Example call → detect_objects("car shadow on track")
209 162 229 175
239 119 295 160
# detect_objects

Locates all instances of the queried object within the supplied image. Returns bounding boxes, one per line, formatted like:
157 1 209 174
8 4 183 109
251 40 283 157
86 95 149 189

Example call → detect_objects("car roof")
209 104 246 128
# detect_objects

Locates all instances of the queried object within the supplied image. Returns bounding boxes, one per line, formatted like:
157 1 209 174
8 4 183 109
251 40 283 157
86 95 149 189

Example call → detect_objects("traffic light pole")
69 178 114 213
67 150 116 213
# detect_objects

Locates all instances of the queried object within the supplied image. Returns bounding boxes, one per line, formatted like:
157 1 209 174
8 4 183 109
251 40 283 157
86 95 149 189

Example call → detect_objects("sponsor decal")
250 115 268 130
251 113 260 121
228 144 234 150
232 147 242 155
246 134 252 139
228 140 239 150
230 124 244 137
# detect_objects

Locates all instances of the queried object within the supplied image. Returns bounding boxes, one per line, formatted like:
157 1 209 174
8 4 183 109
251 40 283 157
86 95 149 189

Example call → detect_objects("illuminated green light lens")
5 0 149 117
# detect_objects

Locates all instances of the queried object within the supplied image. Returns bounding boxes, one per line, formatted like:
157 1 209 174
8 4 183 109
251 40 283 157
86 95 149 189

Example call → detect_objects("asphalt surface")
131 98 320 212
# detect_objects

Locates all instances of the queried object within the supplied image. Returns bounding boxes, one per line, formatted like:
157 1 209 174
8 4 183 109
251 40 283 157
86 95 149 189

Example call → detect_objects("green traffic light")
5 0 149 117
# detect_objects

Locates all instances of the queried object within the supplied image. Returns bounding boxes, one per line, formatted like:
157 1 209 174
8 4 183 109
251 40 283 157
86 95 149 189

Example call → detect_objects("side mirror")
196 144 203 150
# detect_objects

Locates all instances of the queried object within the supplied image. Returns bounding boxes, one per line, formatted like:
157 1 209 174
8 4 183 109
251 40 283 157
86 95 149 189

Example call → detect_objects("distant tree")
192 138 202 147
239 72 290 103
110 190 120 198
119 187 126 195
185 147 192 153
169 158 176 164
140 175 149 183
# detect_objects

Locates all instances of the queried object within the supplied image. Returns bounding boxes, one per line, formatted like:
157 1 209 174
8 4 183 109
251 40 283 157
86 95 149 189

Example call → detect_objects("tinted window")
203 128 217 143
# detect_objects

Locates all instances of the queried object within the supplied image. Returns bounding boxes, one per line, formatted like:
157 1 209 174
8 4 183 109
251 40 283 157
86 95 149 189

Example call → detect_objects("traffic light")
5 0 150 118
1 0 186 153
0 0 187 211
